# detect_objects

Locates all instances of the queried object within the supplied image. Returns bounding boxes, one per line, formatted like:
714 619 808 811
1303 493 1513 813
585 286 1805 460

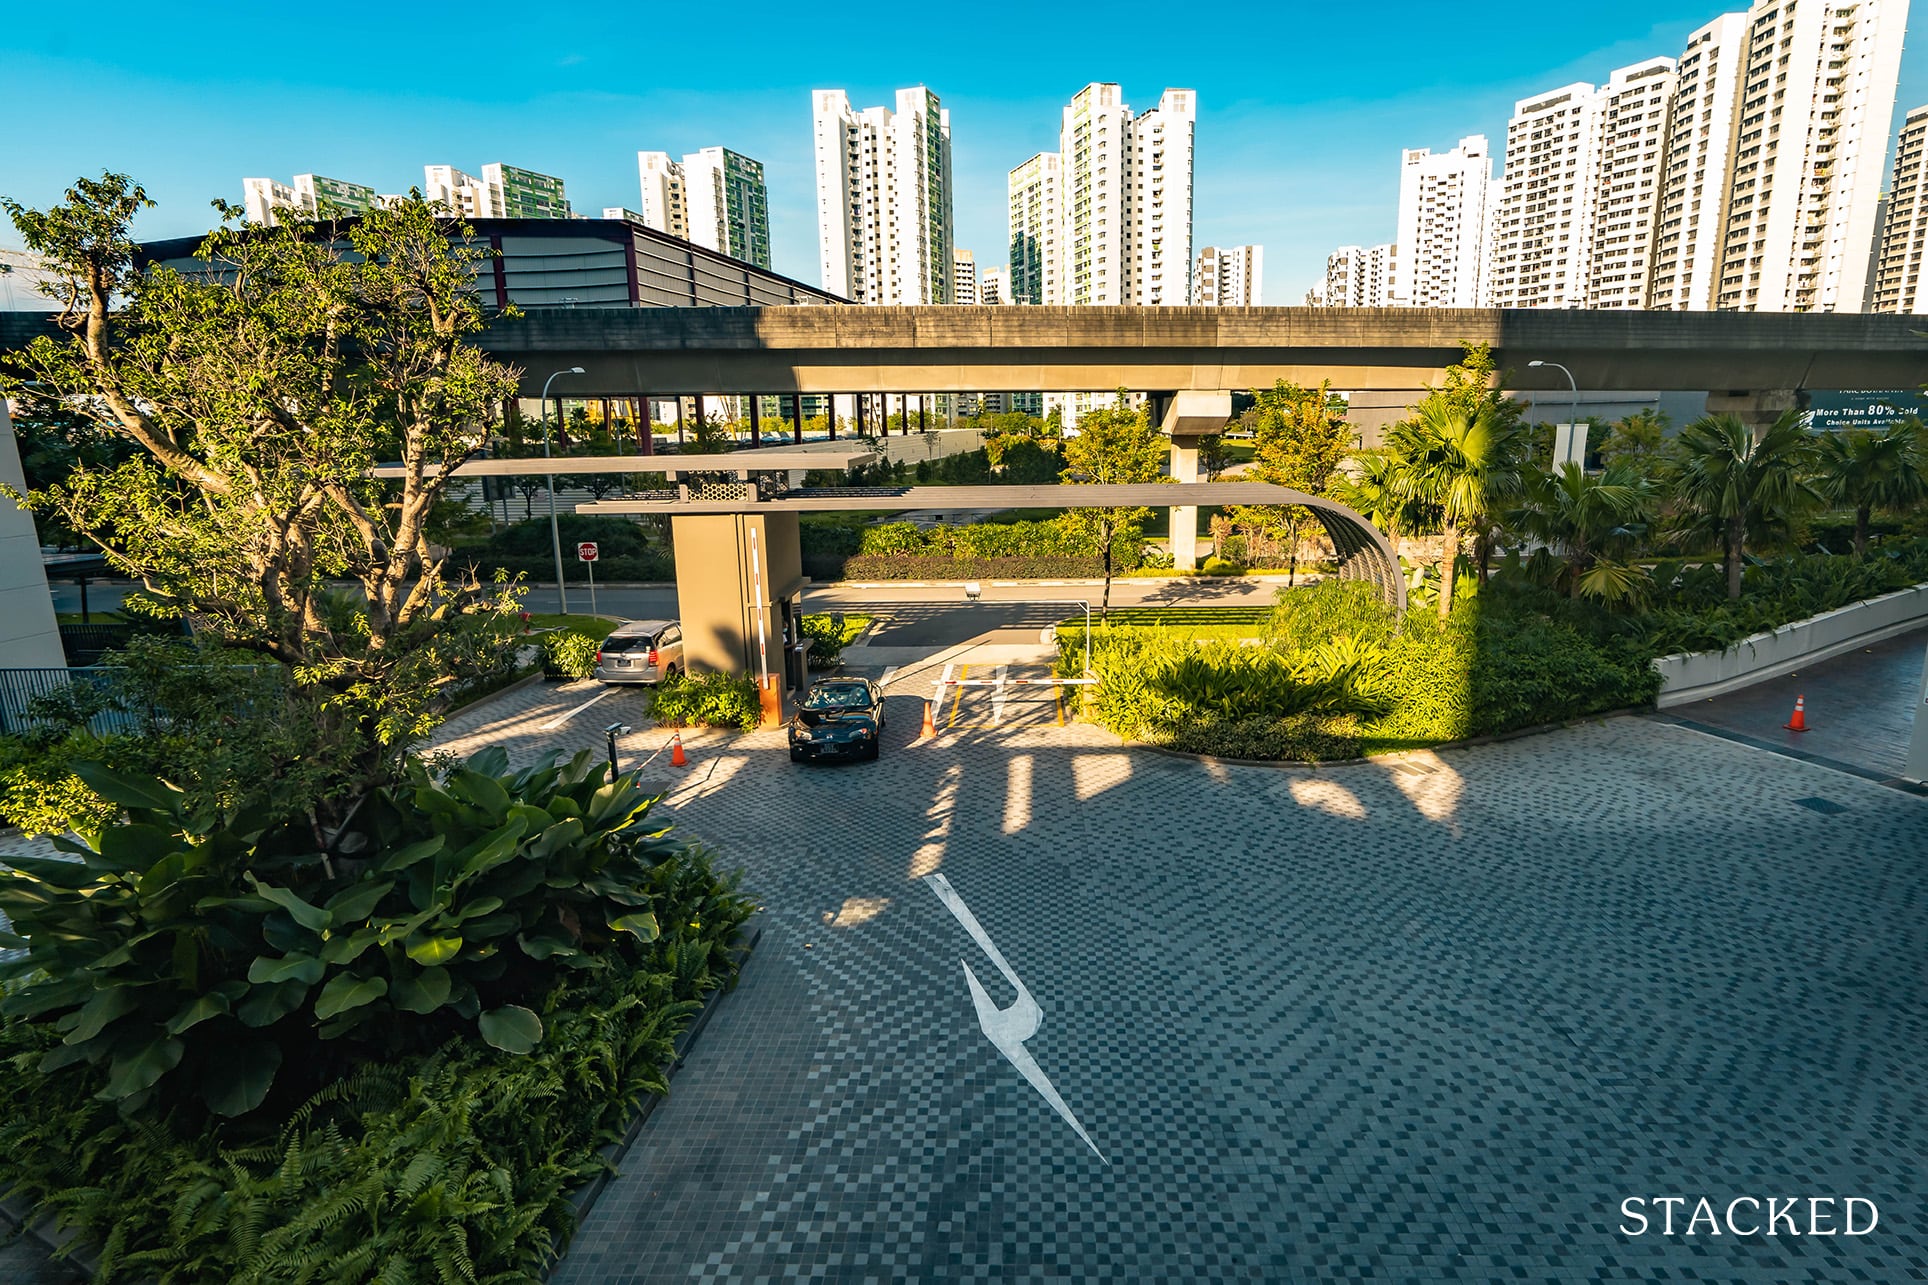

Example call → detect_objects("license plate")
617 658 630 667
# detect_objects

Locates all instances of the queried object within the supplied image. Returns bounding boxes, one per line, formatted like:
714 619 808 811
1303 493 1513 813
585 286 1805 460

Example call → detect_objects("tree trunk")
1725 516 1744 600
1854 505 1871 558
1437 523 1459 620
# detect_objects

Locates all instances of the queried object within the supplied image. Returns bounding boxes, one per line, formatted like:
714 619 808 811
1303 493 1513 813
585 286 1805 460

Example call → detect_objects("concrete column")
0 399 66 669
1169 438 1201 570
1158 391 1232 573
1703 388 1799 436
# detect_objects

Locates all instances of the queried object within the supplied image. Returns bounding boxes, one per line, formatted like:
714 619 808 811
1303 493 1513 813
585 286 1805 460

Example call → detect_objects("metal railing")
0 667 140 736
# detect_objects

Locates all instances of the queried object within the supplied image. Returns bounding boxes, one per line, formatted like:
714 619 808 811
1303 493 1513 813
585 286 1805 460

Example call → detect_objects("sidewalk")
1659 624 1927 784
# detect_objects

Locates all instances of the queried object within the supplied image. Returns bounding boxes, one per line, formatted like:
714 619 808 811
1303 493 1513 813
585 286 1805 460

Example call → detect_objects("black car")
789 679 886 763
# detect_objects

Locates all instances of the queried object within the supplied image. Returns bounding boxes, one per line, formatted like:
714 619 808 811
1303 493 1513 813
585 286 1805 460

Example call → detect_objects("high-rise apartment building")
1316 243 1396 306
1871 106 1928 313
1196 244 1264 305
1007 152 1061 304
482 164 570 219
1713 0 1907 312
673 148 771 268
980 265 1010 305
1650 13 1750 310
952 248 979 304
421 163 571 220
1128 89 1198 305
1060 83 1137 304
1366 243 1397 306
424 166 485 219
637 152 689 241
242 174 377 225
1322 245 1368 306
1007 85 1198 307
813 86 955 304
1587 59 1676 309
1391 135 1491 307
1486 83 1606 308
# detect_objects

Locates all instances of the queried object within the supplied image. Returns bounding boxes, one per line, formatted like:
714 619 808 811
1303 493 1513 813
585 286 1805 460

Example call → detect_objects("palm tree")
1329 450 1436 538
1668 410 1815 600
1384 400 1527 618
1513 461 1655 599
1812 421 1928 556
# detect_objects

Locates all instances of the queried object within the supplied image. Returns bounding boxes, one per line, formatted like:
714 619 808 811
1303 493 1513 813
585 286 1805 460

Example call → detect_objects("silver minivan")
594 620 684 685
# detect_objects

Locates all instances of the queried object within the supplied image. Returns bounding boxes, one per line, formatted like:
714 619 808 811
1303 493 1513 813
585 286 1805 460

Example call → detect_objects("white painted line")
923 874 1106 1164
936 662 956 719
540 688 614 730
880 665 899 690
992 665 1008 726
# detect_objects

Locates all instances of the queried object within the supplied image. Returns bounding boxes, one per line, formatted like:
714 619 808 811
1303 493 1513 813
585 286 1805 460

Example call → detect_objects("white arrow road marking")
992 665 1008 726
923 873 1106 1163
879 665 899 690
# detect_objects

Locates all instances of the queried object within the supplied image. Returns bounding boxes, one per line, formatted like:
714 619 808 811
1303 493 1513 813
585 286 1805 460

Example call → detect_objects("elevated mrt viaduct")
469 305 1927 570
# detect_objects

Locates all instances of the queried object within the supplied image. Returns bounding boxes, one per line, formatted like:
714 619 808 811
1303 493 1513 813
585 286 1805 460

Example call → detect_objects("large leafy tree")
1384 399 1527 619
1230 379 1353 582
2 173 523 803
1668 410 1816 600
1059 390 1167 618
1811 421 1928 556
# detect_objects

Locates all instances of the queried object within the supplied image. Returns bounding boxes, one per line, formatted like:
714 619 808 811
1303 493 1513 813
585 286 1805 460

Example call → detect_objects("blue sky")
3 1 1923 303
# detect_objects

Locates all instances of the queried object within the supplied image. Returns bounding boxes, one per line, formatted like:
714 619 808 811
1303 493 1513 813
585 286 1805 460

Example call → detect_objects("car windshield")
802 684 871 711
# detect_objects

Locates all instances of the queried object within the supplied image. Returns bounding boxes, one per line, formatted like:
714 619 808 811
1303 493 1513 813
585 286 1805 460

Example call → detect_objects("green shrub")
542 629 601 680
841 554 1111 581
1145 713 1363 762
0 638 356 837
650 671 760 731
0 842 754 1283
1200 555 1245 576
801 613 871 666
0 747 685 1120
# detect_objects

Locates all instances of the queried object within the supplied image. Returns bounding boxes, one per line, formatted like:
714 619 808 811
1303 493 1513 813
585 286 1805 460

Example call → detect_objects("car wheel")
790 748 804 764
866 741 881 762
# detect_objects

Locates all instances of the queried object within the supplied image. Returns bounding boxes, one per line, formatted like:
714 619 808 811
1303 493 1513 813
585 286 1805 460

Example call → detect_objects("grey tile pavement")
451 681 1928 1284
6 671 1927 1282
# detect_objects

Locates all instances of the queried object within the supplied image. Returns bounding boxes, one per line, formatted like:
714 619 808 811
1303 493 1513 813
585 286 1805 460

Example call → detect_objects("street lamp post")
1528 359 1579 436
540 366 586 615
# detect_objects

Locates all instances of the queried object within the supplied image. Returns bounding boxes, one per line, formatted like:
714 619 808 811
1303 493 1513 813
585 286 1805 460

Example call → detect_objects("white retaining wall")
1654 582 1928 707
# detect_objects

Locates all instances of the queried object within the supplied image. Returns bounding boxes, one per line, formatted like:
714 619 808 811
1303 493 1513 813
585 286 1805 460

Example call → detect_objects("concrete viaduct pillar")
1158 391 1233 571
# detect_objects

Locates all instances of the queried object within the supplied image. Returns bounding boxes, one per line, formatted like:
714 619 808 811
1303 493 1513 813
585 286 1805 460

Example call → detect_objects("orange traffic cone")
1784 695 1808 733
920 699 936 739
670 733 688 767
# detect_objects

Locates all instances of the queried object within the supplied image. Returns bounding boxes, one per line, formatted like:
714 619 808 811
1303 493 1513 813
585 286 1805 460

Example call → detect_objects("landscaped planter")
1654 582 1928 707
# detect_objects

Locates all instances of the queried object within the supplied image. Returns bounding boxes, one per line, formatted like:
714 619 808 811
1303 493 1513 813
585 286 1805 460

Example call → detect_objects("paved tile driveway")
433 684 1928 1284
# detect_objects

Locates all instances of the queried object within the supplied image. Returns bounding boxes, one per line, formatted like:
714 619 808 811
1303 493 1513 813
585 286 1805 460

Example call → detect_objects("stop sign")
576 542 599 562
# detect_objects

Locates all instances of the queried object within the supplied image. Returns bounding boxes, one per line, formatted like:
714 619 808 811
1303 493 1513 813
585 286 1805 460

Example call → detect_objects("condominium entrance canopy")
577 480 1408 617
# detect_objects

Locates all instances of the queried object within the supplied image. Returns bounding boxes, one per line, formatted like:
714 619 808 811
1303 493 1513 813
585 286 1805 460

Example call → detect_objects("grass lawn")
523 613 623 640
